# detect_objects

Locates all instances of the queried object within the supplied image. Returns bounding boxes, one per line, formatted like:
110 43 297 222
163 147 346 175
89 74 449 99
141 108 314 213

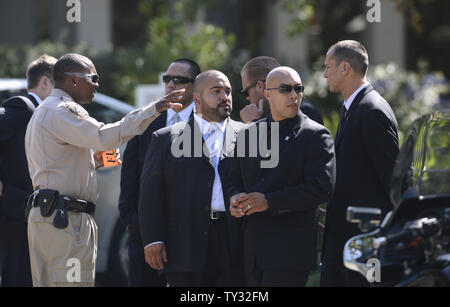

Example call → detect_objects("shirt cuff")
144 241 165 249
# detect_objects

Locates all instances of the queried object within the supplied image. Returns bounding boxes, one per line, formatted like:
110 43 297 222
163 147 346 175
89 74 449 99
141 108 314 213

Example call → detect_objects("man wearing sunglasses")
227 66 336 286
118 59 200 287
240 56 323 125
24 53 184 287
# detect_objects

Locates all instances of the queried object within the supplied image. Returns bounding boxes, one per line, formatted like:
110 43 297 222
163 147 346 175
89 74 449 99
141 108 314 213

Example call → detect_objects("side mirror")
343 229 380 279
347 206 382 232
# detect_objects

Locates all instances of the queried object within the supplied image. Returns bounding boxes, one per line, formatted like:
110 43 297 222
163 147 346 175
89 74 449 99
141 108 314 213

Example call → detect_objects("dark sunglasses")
162 75 195 84
65 72 99 84
241 79 265 98
266 83 304 95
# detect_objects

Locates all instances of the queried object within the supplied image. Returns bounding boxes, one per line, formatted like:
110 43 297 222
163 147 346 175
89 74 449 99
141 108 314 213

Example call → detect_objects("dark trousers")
166 218 245 287
1 220 32 287
246 267 309 287
127 227 166 287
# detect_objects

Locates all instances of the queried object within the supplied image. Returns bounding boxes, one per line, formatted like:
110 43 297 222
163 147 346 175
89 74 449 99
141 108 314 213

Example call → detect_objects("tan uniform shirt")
25 88 160 203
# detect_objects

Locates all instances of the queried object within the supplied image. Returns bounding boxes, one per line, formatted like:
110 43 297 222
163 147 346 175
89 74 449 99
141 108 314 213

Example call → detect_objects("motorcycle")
343 111 450 286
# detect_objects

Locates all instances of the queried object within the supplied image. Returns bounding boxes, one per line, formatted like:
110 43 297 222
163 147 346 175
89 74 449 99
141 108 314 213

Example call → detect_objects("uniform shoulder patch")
61 99 89 118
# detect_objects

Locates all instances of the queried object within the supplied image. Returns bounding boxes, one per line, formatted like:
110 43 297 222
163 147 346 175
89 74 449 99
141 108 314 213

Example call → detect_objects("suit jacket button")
203 231 208 236
207 182 213 188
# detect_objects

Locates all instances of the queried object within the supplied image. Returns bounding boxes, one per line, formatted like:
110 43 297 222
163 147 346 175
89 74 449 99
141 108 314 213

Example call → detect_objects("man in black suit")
239 56 324 125
227 66 336 286
119 59 200 286
0 54 57 286
320 40 399 287
138 70 246 286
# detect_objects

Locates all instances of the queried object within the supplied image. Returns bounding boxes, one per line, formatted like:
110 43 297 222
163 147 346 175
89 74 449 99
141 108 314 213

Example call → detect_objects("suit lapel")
335 84 374 147
159 111 167 129
270 111 303 159
221 118 238 161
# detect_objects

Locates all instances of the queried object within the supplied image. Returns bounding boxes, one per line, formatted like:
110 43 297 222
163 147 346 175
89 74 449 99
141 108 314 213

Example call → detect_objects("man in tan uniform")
24 53 183 287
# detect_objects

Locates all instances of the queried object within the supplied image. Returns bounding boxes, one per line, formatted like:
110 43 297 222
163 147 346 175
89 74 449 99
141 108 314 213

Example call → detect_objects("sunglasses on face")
162 75 195 84
65 72 99 84
266 83 304 95
241 79 265 98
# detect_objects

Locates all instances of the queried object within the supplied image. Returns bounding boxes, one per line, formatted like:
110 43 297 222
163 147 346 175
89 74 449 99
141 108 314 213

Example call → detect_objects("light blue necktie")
204 124 220 167
168 113 182 126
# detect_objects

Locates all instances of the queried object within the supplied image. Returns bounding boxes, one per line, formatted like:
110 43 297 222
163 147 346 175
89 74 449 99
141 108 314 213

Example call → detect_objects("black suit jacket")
138 116 246 273
226 111 336 272
0 94 38 222
322 84 399 262
118 111 167 230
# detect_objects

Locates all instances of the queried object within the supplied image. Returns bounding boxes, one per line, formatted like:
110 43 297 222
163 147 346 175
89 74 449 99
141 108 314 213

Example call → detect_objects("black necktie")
336 105 347 139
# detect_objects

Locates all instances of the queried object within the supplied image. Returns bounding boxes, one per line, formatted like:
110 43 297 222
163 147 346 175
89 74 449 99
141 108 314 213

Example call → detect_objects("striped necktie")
168 113 182 126
204 124 221 167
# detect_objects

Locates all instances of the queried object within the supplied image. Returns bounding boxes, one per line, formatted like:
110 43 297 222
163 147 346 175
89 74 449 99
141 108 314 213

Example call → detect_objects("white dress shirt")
194 113 227 212
343 83 369 112
166 102 194 126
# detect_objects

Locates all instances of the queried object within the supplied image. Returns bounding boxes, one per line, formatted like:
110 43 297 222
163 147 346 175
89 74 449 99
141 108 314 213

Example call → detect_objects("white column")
76 0 112 53
264 0 309 70
366 0 405 67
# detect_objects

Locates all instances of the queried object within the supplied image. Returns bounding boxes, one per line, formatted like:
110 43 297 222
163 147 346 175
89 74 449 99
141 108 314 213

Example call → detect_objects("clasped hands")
229 192 269 218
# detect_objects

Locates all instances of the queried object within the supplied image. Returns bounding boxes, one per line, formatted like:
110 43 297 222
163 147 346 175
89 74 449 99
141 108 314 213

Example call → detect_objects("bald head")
194 70 228 94
266 66 302 88
264 66 303 122
193 70 232 122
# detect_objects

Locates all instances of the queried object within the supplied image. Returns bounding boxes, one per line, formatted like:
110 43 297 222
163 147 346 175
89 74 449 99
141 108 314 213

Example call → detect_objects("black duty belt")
30 193 96 216
25 189 95 230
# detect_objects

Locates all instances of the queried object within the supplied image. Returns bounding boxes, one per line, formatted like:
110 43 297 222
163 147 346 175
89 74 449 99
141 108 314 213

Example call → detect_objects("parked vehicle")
343 111 450 286
0 78 133 285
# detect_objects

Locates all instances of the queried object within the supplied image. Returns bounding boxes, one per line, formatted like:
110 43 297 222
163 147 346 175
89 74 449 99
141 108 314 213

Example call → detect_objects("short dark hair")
53 53 92 82
327 40 369 76
26 54 57 90
173 58 201 79
241 56 281 83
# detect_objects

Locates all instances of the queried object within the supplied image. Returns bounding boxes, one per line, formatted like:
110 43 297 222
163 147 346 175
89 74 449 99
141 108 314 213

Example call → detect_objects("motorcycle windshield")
390 111 450 207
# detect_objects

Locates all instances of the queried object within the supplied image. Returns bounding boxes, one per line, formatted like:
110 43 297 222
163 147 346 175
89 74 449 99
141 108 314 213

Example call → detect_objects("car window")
84 102 125 123
1 88 125 123
0 89 27 104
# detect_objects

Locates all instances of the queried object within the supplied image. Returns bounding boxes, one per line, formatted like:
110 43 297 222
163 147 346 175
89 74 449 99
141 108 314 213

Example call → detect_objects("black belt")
210 210 225 220
30 193 96 216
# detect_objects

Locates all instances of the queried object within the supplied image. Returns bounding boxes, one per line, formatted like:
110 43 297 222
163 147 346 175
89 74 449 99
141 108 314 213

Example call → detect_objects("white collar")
343 82 369 111
167 102 194 123
28 92 43 105
193 113 227 136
